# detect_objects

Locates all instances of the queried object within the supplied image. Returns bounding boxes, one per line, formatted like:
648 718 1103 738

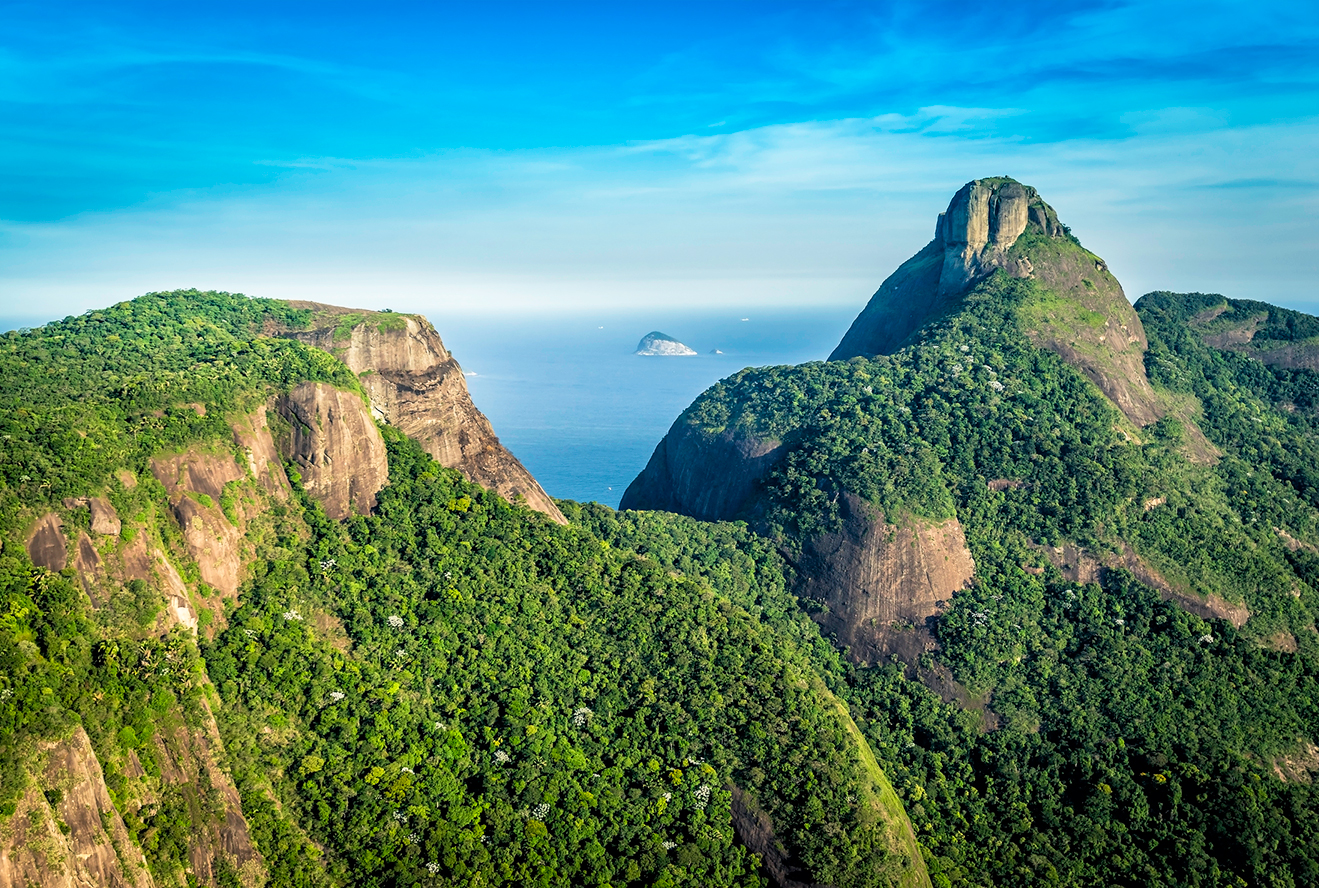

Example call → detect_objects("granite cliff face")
278 304 565 523
275 380 389 521
0 727 156 888
620 423 782 519
799 496 975 664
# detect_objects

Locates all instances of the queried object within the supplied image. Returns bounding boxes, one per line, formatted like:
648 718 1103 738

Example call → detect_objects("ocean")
431 307 860 508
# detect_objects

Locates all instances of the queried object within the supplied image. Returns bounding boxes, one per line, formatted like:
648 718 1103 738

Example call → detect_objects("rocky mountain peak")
935 177 1064 295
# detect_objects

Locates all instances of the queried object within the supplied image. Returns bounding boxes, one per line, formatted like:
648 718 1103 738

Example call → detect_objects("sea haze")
432 307 859 508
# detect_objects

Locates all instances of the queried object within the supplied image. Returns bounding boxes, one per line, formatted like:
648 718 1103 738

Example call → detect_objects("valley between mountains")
5 179 1319 888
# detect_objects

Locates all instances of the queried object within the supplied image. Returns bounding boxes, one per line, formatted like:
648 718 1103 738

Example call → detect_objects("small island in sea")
634 330 696 355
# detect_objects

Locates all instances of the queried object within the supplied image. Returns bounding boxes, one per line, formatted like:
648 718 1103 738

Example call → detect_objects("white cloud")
3 111 1317 322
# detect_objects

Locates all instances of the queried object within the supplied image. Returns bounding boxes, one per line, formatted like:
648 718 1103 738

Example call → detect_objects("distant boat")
634 331 697 356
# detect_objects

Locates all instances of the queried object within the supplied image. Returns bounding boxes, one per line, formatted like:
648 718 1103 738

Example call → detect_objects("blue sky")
2 0 1317 322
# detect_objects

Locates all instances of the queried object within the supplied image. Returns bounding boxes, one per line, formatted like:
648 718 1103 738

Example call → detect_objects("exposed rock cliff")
831 177 1166 429
151 450 247 596
26 513 67 572
275 380 389 521
277 303 565 523
620 423 782 519
799 496 975 663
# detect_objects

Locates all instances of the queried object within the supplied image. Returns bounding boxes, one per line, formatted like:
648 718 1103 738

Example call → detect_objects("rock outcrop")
26 513 67 572
798 496 976 663
277 304 565 523
635 331 697 356
151 450 247 597
831 177 1166 429
276 381 389 521
831 178 1061 361
620 423 782 519
0 727 155 888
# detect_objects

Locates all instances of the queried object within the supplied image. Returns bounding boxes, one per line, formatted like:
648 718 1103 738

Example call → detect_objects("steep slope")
620 183 1319 886
2 291 931 888
624 178 1215 665
276 302 566 523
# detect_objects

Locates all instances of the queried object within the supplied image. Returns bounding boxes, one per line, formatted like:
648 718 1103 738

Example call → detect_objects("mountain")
636 331 698 356
0 291 929 888
623 178 1319 885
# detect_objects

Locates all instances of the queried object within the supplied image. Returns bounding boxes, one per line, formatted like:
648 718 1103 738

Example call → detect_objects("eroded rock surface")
276 380 389 520
231 407 291 499
0 727 155 888
151 450 246 596
278 304 565 522
797 495 976 663
26 513 67 571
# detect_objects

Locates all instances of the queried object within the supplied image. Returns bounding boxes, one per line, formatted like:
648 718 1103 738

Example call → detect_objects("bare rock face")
937 179 1044 296
276 381 389 520
0 727 155 888
278 304 566 523
620 423 782 519
798 495 975 663
231 407 292 499
151 450 247 596
25 513 67 571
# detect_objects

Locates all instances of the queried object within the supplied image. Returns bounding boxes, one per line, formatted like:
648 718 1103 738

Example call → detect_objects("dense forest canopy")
3 278 1319 888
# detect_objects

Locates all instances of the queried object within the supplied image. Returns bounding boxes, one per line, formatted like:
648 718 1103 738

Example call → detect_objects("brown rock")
74 531 107 602
151 451 247 596
89 496 122 535
151 450 245 503
797 495 975 663
276 381 389 520
278 304 566 523
26 513 67 571
0 726 156 888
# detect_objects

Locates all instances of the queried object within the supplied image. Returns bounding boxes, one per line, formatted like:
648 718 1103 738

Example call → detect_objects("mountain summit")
831 177 1166 428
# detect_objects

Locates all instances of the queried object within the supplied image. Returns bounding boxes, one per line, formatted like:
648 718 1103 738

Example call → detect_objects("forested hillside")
7 179 1319 888
620 180 1319 886
0 290 927 888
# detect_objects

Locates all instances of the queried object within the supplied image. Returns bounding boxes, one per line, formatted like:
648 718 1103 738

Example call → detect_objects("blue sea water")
431 307 859 508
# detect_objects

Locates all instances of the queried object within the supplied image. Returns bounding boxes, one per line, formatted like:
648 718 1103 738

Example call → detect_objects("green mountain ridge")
0 291 927 888
6 176 1319 888
623 178 1319 885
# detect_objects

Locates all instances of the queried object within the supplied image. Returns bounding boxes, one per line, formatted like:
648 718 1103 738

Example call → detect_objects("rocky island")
634 330 697 355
